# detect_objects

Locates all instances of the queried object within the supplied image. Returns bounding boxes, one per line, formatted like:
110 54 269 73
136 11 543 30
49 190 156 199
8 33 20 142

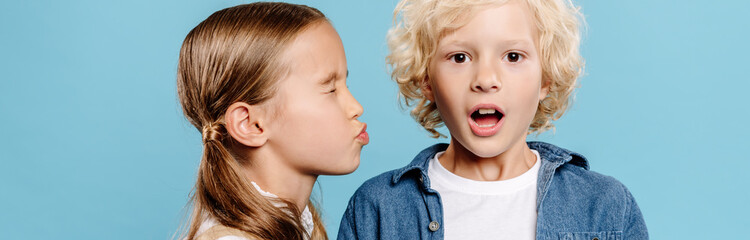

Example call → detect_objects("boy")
338 0 648 239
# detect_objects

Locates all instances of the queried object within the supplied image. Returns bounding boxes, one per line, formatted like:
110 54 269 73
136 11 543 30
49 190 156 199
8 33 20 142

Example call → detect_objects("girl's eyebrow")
319 72 337 86
318 70 349 86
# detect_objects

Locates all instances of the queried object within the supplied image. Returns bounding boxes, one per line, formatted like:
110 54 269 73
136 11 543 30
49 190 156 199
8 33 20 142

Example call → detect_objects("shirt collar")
391 141 589 184
392 143 448 184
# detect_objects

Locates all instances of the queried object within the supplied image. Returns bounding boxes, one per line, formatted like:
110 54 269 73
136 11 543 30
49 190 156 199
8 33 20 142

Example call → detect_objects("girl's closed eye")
327 82 338 94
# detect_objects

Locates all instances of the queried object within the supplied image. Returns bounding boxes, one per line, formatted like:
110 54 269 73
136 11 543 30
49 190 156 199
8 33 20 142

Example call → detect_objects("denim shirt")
338 142 648 240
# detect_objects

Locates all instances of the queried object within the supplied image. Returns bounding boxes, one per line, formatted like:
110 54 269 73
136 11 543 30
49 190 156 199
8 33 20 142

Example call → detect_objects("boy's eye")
504 52 523 63
450 53 468 63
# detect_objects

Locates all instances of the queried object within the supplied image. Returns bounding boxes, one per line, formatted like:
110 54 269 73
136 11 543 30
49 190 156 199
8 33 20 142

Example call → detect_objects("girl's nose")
346 88 364 119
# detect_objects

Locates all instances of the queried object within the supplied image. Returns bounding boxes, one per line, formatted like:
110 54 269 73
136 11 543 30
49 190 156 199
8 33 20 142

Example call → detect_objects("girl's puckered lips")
467 103 505 137
356 123 369 145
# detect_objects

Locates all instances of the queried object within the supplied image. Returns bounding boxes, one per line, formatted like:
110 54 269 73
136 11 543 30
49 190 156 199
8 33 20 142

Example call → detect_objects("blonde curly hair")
387 0 584 138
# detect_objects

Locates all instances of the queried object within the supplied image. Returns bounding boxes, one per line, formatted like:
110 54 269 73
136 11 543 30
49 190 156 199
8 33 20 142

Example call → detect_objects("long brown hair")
176 2 328 239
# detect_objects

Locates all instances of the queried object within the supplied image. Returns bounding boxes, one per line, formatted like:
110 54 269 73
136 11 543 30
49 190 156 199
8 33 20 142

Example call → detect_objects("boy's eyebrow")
440 39 534 48
500 39 534 47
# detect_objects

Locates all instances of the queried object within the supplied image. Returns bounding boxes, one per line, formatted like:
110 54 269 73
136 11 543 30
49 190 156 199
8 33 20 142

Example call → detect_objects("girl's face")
426 2 547 158
265 21 367 175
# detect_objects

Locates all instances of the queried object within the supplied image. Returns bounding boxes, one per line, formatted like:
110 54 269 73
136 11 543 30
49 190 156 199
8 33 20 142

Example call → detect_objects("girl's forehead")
281 22 344 68
276 21 347 89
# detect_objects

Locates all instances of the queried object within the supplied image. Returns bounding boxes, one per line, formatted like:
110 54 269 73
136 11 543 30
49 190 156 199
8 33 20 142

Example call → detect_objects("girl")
177 2 368 240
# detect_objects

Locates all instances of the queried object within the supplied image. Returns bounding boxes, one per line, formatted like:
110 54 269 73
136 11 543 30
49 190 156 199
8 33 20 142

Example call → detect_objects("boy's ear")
422 75 435 102
539 79 551 101
225 102 267 147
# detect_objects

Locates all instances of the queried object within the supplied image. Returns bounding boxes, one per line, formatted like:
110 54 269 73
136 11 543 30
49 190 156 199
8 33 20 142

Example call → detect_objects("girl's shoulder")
194 218 256 240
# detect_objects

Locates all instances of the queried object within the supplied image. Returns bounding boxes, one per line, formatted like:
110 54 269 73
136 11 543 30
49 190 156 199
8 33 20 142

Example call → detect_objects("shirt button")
419 176 424 183
428 221 440 232
592 238 599 240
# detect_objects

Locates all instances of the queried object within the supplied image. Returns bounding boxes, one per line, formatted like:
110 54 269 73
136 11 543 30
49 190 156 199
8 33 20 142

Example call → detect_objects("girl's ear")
422 74 435 102
225 102 268 147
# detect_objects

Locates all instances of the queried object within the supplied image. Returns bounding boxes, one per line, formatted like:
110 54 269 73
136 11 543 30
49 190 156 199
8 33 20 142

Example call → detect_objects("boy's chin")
457 137 514 159
467 147 506 159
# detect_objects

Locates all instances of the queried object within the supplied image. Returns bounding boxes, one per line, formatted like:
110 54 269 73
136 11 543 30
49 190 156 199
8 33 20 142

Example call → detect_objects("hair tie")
201 122 224 144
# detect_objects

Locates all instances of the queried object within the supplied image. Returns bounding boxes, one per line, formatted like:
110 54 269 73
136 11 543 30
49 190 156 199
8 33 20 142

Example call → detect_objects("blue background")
1 0 748 239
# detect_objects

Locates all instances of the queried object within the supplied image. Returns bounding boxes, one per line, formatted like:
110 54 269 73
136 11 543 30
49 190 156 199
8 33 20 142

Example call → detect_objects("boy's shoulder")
348 162 426 204
348 169 403 203
349 143 448 203
532 143 645 235
529 141 631 195
557 161 634 204
531 141 637 213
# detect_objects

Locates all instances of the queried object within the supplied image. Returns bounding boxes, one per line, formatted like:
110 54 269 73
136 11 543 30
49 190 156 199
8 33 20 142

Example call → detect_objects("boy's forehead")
435 1 538 45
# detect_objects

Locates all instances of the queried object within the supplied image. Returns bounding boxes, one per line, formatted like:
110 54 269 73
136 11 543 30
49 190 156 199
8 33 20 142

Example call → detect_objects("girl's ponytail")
187 120 308 239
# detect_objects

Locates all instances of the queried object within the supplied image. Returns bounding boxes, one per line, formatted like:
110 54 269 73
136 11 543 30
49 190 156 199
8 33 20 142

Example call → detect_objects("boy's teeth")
478 123 496 128
478 108 496 115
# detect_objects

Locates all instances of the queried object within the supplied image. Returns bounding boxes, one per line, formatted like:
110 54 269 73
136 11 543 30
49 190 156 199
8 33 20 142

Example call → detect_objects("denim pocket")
558 231 623 240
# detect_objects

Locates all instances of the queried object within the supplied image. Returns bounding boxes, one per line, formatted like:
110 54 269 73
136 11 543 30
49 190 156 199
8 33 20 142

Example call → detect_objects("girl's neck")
242 155 317 212
439 137 536 181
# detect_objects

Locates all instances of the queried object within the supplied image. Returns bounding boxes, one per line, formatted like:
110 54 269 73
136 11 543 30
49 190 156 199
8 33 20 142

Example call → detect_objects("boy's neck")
438 137 537 181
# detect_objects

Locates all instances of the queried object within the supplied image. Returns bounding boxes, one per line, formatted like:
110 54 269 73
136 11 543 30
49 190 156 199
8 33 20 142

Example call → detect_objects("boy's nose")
472 62 501 93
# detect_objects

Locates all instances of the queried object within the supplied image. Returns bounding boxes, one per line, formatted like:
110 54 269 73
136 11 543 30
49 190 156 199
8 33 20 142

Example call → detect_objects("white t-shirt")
427 150 541 240
195 182 314 240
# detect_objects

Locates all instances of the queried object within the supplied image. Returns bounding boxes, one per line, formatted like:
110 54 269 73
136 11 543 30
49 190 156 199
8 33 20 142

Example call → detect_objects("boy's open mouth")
470 108 503 128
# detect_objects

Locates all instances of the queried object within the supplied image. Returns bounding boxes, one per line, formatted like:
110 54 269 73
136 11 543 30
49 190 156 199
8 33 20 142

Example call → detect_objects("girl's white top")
195 182 314 240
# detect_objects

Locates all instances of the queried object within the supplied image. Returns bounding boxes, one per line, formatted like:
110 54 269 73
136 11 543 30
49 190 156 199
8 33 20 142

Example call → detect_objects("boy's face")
425 1 548 158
